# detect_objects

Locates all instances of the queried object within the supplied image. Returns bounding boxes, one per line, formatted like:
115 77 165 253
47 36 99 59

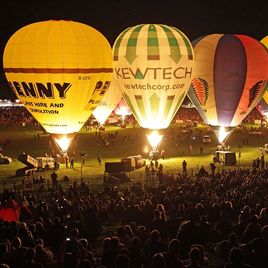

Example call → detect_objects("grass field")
0 123 267 189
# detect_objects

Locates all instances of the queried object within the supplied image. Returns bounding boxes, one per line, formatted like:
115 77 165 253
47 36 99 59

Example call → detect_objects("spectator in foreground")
224 247 252 268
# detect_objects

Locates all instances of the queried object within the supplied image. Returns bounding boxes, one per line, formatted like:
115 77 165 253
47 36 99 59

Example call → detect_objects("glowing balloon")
261 35 268 48
113 24 194 129
146 130 163 149
257 36 268 120
256 97 268 120
188 34 268 142
3 20 113 150
114 98 132 118
93 79 122 125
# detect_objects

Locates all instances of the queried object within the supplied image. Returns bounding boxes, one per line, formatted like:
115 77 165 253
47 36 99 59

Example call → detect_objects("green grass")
0 124 267 190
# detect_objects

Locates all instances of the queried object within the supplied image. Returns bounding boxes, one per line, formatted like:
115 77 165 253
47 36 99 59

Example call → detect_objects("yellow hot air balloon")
3 20 113 152
261 35 268 47
113 24 194 150
93 78 122 125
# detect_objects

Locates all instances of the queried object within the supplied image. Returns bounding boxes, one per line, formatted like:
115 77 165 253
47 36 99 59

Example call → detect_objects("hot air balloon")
113 24 194 150
3 20 113 153
257 97 268 121
187 34 268 143
93 79 122 125
114 98 132 121
257 36 268 121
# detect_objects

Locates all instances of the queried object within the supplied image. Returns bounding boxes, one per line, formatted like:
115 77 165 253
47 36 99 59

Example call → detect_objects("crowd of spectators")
0 99 267 268
174 107 203 124
243 108 264 124
0 105 264 129
0 167 268 267
174 107 264 126
0 107 37 127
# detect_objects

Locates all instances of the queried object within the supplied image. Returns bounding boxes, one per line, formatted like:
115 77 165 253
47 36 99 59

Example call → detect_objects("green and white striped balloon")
113 24 194 129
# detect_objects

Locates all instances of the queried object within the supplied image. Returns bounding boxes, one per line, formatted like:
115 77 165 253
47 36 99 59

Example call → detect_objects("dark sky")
1 0 267 99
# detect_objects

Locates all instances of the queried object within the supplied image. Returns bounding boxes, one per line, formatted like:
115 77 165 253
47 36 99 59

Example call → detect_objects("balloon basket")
49 133 78 162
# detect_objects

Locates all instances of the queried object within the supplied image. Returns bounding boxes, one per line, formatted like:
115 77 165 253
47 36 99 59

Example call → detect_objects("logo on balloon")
115 67 192 81
191 78 209 106
8 81 71 99
239 80 266 115
248 80 265 108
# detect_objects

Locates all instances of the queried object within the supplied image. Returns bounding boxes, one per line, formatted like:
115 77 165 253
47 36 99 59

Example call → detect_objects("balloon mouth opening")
115 111 131 122
114 99 131 122
218 127 231 143
50 133 76 153
146 130 163 149
96 118 106 125
210 125 234 143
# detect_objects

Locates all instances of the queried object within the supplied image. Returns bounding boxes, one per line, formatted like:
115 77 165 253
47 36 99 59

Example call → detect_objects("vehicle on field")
16 153 38 176
203 135 211 143
36 157 55 170
16 167 36 177
103 173 130 184
213 151 236 166
259 144 268 153
265 144 268 153
0 153 12 164
121 155 146 171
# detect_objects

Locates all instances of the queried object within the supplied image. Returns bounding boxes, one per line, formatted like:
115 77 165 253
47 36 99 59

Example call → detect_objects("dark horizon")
1 0 267 99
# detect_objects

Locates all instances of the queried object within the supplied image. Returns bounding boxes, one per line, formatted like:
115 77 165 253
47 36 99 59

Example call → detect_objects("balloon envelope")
113 24 194 129
258 36 268 119
114 98 132 117
188 34 268 130
3 20 113 135
257 97 268 119
93 79 122 125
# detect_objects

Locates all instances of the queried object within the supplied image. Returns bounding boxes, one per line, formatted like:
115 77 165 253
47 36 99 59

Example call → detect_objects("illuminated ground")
0 123 267 189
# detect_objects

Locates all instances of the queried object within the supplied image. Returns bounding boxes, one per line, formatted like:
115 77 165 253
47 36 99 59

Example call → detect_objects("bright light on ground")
146 130 163 149
144 146 149 153
121 114 126 122
54 135 72 152
93 112 107 125
218 126 231 143
115 107 131 122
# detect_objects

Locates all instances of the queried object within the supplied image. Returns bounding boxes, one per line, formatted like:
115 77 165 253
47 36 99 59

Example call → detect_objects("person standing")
260 153 265 170
70 157 74 169
51 171 58 190
82 154 86 165
182 160 187 175
161 149 165 160
65 155 69 168
54 160 59 170
97 155 102 165
145 165 150 181
210 162 216 175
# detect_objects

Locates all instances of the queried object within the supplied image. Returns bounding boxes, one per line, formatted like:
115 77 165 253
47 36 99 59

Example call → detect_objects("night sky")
0 0 267 99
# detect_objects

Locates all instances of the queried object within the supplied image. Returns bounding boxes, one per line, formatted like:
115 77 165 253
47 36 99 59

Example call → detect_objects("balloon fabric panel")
93 79 122 124
214 35 246 126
